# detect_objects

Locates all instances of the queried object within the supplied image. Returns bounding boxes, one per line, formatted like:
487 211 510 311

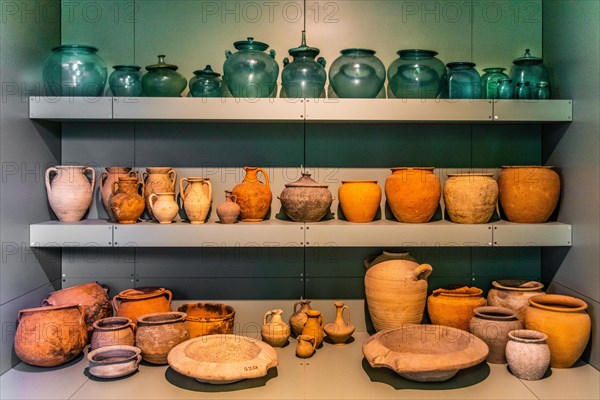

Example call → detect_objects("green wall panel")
472 124 542 167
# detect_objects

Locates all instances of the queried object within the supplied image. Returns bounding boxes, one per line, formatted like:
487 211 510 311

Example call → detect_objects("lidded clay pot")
279 172 332 222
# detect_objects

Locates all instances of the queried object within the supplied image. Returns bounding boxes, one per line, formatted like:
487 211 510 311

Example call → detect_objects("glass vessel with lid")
510 49 550 94
441 62 481 99
480 67 509 99
141 55 187 97
281 32 327 98
189 65 222 97
109 65 142 97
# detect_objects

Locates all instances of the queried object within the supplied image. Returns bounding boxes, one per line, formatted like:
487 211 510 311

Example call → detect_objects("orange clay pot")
385 167 440 223
427 286 486 331
232 167 272 222
112 287 172 324
338 180 381 222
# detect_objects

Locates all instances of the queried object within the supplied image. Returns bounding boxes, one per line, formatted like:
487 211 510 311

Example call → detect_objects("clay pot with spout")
100 167 136 221
180 177 212 224
232 166 272 221
45 165 95 222
324 301 355 345
289 299 322 336
111 176 145 224
142 167 176 219
112 287 173 323
261 309 291 347
216 190 241 223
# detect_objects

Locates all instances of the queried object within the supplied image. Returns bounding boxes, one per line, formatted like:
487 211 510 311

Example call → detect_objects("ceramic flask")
231 167 272 222
324 301 355 345
180 177 212 224
296 335 317 358
216 190 241 224
100 167 137 221
261 309 291 347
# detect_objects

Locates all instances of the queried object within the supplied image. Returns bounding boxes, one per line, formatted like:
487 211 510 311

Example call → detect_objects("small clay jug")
111 176 145 224
488 280 544 323
261 309 291 347
136 311 189 364
45 165 95 222
180 177 212 224
469 306 522 363
427 286 486 331
113 287 173 323
324 301 355 345
301 309 324 348
91 317 135 351
232 166 272 222
289 299 320 336
216 190 241 224
100 167 136 221
142 167 176 218
506 329 551 380
296 335 317 358
385 167 440 223
149 192 179 224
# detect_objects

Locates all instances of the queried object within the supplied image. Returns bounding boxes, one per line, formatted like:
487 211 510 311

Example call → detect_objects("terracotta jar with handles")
232 166 272 221
111 176 145 224
142 167 176 219
45 165 95 222
216 190 241 224
180 177 212 224
324 301 355 345
100 167 136 221
112 287 173 324
261 309 291 347
289 299 321 336
90 317 135 351
149 192 179 224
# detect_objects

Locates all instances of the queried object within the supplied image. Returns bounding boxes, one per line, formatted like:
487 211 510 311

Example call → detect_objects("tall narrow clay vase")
113 287 173 323
232 167 272 222
385 167 440 223
111 176 145 224
180 177 212 224
469 306 522 363
301 309 325 348
261 309 291 347
216 190 241 223
142 167 176 219
100 167 136 221
45 165 95 222
525 294 591 368
498 166 560 223
338 180 381 222
324 301 355 345
443 173 498 224
427 286 486 331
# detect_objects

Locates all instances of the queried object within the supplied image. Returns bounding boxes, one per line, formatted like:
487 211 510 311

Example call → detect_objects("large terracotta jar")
136 312 189 364
14 304 87 367
498 166 560 223
338 180 381 222
443 173 498 224
100 167 136 221
289 299 320 336
111 176 145 224
142 167 176 219
505 329 551 380
232 166 272 222
261 309 291 347
279 173 333 222
180 177 212 224
301 309 325 348
385 167 440 223
112 287 172 323
365 260 432 331
525 294 591 368
427 286 486 331
216 190 241 224
149 192 179 224
177 302 235 338
469 306 522 363
488 280 544 323
42 282 112 333
90 317 135 351
45 165 95 222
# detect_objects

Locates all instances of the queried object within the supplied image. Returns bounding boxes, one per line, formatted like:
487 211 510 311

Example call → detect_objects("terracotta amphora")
296 335 317 358
14 304 87 367
180 177 212 224
443 173 498 224
136 311 189 364
45 165 95 222
498 166 560 223
91 317 135 351
525 294 591 368
469 306 522 363
261 309 291 347
100 167 136 221
216 190 241 223
324 301 355 345
338 180 381 222
427 286 486 331
232 166 272 222
487 280 544 323
301 309 324 348
111 176 145 224
289 299 321 336
385 167 440 223
113 287 173 323
505 329 551 380
142 167 176 218
149 192 179 223
365 260 432 331
42 281 112 334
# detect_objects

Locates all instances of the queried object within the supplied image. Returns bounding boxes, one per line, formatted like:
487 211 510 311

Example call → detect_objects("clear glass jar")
516 81 531 99
535 81 550 99
510 49 550 94
189 65 222 97
441 62 481 99
387 49 446 99
141 55 187 97
498 78 514 99
329 48 385 98
480 67 509 99
281 32 326 98
109 65 142 97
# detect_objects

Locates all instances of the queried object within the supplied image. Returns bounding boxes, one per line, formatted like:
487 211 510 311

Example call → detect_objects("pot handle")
41 298 54 307
413 264 433 281
342 305 351 326
225 50 232 59
164 289 173 305
231 194 237 203
112 294 121 313
168 169 177 190
141 171 148 183
129 170 138 178
263 310 273 325
134 354 142 368
149 193 158 215
84 167 96 192
179 178 189 201
283 57 289 67
308 336 317 350
112 181 120 196
100 171 108 190
269 49 276 59
293 300 303 313
206 179 212 203
317 57 326 68
45 167 57 194
76 304 87 326
257 168 270 189
139 180 145 198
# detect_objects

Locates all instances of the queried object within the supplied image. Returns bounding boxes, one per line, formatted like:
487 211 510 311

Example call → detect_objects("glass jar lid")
233 37 269 51
112 65 141 71
52 44 98 52
397 49 438 59
145 55 179 71
288 31 320 58
340 48 376 56
446 62 476 69
192 65 221 77
513 49 544 65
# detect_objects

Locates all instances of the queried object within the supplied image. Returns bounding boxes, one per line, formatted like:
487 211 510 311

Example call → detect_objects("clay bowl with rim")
362 324 489 382
167 334 278 384
87 345 142 379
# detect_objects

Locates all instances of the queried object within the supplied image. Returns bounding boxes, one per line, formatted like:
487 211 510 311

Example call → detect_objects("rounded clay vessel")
279 173 332 222
232 167 272 222
338 180 381 222
91 317 135 351
87 345 141 379
427 286 486 331
505 329 551 380
177 302 235 338
324 301 355 345
469 306 522 363
45 166 95 222
385 167 440 223
111 176 145 224
487 280 544 323
443 173 498 224
261 309 291 347
136 311 189 364
180 177 212 224
149 192 179 224
113 287 173 324
100 167 136 221
142 167 176 219
216 191 241 223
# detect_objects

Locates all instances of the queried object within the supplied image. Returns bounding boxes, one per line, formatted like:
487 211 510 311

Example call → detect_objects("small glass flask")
498 78 514 99
516 81 531 99
535 81 550 99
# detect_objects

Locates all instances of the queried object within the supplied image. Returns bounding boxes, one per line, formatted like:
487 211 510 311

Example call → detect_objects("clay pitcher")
216 190 241 224
111 176 145 224
385 167 440 223
443 173 498 224
14 304 87 367
338 180 381 222
90 317 136 351
289 299 319 336
45 165 95 222
100 167 136 221
324 301 355 345
149 192 179 224
301 309 324 348
296 335 317 358
142 167 176 218
232 166 272 221
261 309 291 347
180 177 212 224
136 311 189 364
112 287 173 323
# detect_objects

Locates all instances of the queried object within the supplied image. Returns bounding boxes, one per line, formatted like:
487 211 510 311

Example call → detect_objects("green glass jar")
480 67 509 99
329 48 385 98
189 65 222 97
141 55 187 97
510 49 550 94
109 65 142 97
387 49 446 99
281 32 327 98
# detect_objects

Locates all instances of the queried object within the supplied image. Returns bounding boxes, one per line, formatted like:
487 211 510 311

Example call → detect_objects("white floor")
1 332 599 400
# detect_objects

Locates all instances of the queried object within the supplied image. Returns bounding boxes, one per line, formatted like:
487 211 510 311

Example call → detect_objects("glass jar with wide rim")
441 62 481 99
387 49 446 99
329 48 385 98
109 65 143 97
480 67 509 99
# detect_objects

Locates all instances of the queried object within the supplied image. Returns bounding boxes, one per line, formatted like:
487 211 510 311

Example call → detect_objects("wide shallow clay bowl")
362 324 489 382
168 334 278 384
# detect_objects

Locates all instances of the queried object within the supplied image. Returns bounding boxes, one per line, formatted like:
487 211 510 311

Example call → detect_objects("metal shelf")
29 220 114 247
491 221 572 246
493 99 573 122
